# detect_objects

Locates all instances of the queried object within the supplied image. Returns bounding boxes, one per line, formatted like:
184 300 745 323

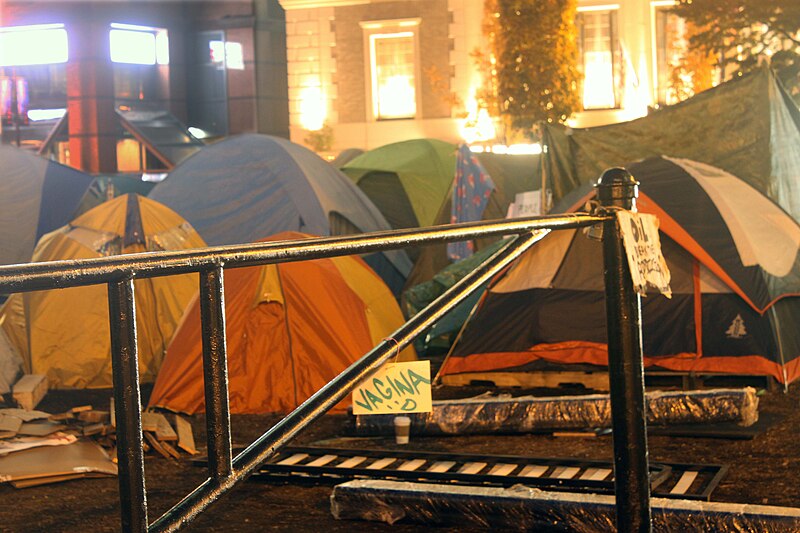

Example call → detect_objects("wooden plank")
426 461 456 473
336 456 367 469
12 375 48 411
366 457 396 470
439 371 610 390
160 441 182 460
141 412 160 433
144 432 173 460
552 466 581 479
670 471 699 495
174 416 197 455
154 414 177 442
306 454 337 467
458 462 487 475
277 453 308 466
78 410 110 424
580 468 612 481
519 465 548 478
488 463 517 476
396 459 426 472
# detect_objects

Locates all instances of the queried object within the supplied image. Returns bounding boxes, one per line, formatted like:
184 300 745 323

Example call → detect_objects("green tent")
401 150 540 290
542 65 800 219
340 139 457 230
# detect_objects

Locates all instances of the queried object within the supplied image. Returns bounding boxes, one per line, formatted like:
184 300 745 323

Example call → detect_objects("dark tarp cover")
541 66 800 220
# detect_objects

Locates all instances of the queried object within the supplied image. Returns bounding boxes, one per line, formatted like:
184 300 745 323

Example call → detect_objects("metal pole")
199 266 233 481
149 230 550 532
108 278 148 532
597 167 652 533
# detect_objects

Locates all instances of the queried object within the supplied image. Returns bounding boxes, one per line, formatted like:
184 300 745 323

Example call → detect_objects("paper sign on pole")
616 211 672 298
351 360 432 415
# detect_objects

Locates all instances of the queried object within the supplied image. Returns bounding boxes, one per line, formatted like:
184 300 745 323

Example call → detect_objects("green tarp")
542 65 800 220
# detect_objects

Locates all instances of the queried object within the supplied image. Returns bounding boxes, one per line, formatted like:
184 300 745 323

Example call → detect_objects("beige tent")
0 194 206 388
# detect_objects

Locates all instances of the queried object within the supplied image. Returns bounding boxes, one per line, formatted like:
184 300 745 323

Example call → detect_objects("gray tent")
150 134 413 295
0 145 93 266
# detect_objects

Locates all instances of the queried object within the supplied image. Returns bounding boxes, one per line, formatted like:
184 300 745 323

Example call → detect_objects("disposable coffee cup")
394 416 411 444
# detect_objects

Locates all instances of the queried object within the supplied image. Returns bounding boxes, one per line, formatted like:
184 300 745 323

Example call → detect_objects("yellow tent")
0 194 206 388
149 232 415 414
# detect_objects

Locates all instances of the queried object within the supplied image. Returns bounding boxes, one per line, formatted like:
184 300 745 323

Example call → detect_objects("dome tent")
149 134 412 296
149 231 416 414
439 157 800 386
0 194 206 388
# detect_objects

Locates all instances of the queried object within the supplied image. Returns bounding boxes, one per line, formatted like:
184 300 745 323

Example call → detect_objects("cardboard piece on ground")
69 405 92 414
0 432 77 455
0 439 117 484
17 421 67 437
174 415 197 455
10 472 88 488
0 414 22 439
12 375 48 411
0 409 51 422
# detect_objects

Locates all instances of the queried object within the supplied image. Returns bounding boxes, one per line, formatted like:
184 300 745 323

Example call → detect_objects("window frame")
576 6 623 111
360 18 422 122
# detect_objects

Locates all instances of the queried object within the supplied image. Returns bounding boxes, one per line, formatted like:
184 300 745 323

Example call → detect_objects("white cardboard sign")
617 211 672 298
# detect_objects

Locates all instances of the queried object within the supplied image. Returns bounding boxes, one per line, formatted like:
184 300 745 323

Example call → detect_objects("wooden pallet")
439 370 778 392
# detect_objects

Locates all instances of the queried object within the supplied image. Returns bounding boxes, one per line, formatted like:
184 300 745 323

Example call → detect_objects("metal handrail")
0 213 604 532
0 191 651 533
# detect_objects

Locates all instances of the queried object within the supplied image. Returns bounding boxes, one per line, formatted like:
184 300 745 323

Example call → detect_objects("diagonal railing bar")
149 229 552 532
0 214 603 294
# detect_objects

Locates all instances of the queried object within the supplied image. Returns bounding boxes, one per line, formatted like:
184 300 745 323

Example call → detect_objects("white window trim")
360 18 421 122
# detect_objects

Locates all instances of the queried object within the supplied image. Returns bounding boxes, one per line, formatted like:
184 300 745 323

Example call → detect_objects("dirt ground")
2 381 799 532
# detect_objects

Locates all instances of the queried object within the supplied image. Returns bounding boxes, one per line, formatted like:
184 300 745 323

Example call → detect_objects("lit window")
0 24 68 66
361 19 420 121
208 40 244 70
110 23 169 65
577 10 622 110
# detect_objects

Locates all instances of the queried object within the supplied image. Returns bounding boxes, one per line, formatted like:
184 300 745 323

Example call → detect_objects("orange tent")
149 232 415 414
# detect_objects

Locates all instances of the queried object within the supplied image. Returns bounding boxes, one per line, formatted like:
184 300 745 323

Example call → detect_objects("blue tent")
150 134 413 294
0 145 94 267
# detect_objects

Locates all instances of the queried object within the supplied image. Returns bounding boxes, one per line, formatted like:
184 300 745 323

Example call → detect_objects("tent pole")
597 167 651 533
768 306 789 393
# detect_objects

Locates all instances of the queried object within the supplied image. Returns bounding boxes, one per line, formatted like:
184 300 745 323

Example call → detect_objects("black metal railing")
0 170 651 532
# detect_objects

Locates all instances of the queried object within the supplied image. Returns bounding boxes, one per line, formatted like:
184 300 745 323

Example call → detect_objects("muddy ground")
2 381 799 532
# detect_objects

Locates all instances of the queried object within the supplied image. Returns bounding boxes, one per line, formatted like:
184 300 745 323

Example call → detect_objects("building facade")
0 0 290 173
280 0 692 153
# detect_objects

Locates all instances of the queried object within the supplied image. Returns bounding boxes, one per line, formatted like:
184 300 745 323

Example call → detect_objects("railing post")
199 266 233 481
597 168 652 533
108 278 148 532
